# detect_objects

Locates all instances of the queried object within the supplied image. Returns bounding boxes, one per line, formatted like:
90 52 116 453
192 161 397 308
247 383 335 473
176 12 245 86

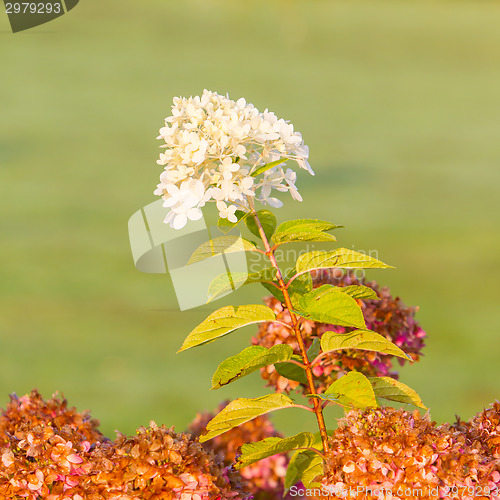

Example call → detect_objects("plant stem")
249 207 330 453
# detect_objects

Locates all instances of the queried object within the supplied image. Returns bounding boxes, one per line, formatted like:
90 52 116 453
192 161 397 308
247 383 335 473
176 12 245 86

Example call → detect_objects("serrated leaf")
307 338 321 362
246 210 277 241
340 284 380 301
286 450 323 490
275 356 308 384
250 158 287 177
312 371 377 409
369 377 427 409
272 219 342 245
295 285 366 329
211 345 293 389
320 330 411 360
188 235 258 265
235 432 315 469
178 305 276 352
217 210 249 233
199 394 295 442
207 267 277 302
296 248 394 276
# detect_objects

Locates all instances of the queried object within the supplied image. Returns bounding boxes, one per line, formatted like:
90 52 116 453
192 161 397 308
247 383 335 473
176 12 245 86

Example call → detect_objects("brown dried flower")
318 406 499 499
189 401 288 500
85 421 248 499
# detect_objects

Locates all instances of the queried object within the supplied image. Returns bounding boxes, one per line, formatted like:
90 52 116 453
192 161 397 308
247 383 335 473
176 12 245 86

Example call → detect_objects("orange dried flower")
85 421 247 499
318 406 499 499
189 402 288 500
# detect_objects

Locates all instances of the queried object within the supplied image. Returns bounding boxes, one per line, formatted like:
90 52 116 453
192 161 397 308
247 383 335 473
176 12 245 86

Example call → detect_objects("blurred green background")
1 0 499 439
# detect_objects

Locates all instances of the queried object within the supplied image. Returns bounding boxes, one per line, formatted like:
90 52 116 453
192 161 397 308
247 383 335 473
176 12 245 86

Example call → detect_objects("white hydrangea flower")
216 201 238 223
154 90 313 228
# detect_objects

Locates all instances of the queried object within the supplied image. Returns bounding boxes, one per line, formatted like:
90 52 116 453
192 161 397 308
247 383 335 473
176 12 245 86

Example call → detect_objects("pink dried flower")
189 401 290 500
86 421 247 499
253 269 426 394
318 406 500 499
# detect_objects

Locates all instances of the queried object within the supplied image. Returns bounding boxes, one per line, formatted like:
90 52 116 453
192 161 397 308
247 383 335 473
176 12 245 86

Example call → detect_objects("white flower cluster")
154 89 313 229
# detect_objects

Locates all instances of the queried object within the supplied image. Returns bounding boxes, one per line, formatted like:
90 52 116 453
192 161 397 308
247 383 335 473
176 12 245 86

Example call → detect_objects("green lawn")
1 0 499 439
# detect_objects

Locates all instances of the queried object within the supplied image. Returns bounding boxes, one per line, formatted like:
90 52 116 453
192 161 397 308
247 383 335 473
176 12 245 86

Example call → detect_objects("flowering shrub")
160 90 427 489
318 406 500 499
154 89 313 228
253 269 426 394
189 401 288 500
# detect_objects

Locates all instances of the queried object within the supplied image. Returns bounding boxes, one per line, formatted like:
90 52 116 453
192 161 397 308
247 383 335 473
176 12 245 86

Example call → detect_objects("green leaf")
246 210 277 241
275 219 342 235
235 432 315 469
178 305 276 352
262 270 312 307
307 338 321 362
199 394 295 442
250 158 287 177
207 267 277 303
188 235 258 265
295 285 366 329
369 377 427 409
217 210 249 233
339 284 380 301
311 371 377 409
296 248 394 276
211 345 293 389
320 329 412 360
272 219 342 245
273 230 337 245
286 450 323 490
275 356 308 384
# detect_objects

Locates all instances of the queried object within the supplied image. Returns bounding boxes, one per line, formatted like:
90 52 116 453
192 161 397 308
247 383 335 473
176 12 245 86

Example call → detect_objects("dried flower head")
86 421 247 500
454 401 500 459
189 401 288 500
155 90 313 228
320 406 500 498
0 390 103 499
0 391 248 499
253 270 426 395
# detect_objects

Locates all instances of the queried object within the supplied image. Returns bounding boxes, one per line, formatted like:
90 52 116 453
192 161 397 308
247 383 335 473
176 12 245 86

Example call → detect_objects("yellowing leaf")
211 345 293 389
235 432 315 469
296 248 393 276
295 285 366 329
188 235 258 265
178 305 275 352
320 330 412 360
311 371 377 409
339 284 379 300
207 267 277 303
286 449 323 490
369 377 427 409
272 219 342 245
200 394 295 442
